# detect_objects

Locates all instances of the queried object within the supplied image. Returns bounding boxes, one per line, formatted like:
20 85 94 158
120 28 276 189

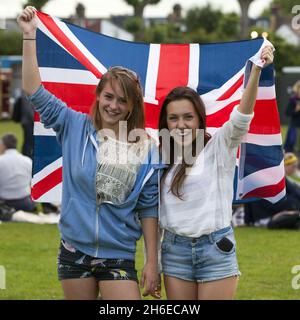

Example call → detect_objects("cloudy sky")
1 0 272 18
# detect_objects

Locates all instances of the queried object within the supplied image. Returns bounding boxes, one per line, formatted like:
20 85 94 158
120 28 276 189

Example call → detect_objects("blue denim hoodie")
28 85 165 260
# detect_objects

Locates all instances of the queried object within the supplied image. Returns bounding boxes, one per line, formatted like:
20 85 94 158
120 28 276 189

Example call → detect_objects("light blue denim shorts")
161 226 241 283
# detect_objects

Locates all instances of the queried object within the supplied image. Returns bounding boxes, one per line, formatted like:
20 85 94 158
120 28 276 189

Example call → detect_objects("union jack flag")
32 11 285 204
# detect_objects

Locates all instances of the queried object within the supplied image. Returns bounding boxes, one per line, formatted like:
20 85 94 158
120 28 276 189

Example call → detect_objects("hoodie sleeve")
26 85 86 144
136 168 160 220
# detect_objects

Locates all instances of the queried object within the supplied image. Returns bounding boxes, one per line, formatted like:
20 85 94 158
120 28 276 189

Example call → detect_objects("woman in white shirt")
158 45 274 300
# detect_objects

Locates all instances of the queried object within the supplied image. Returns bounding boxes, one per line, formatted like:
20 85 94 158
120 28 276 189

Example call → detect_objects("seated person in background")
244 152 300 227
284 152 300 185
0 133 36 212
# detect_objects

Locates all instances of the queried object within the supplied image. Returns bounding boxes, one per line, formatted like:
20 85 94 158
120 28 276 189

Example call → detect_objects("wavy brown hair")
158 86 211 199
90 66 145 134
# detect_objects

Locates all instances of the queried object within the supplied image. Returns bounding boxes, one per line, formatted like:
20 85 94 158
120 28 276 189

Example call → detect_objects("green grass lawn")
0 120 23 151
0 223 300 300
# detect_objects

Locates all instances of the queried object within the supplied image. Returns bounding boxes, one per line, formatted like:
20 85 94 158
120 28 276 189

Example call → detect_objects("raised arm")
216 45 275 152
17 6 41 95
16 6 87 141
238 45 274 115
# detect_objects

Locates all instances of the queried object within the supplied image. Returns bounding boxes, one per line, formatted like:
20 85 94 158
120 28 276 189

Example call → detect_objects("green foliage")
144 24 186 44
23 0 50 10
124 0 161 18
124 0 161 7
124 16 144 34
143 4 241 44
123 0 162 39
0 30 22 55
273 0 299 15
269 35 300 72
186 27 219 44
216 12 240 40
185 5 222 33
184 5 240 43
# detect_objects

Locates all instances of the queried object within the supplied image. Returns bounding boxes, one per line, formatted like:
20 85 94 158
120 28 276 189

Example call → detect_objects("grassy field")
0 120 23 150
0 223 300 300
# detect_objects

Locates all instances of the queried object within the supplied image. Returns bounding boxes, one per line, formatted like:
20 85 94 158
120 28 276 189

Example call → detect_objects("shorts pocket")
213 235 236 255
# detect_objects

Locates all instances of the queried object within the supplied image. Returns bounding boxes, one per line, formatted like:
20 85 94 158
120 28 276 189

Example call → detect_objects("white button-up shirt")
160 106 254 237
0 149 32 200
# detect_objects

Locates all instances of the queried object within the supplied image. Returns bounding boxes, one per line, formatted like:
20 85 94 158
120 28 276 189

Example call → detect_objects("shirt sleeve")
217 106 254 149
26 85 86 144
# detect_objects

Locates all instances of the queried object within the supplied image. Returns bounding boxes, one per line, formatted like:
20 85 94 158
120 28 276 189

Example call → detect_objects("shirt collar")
4 149 19 155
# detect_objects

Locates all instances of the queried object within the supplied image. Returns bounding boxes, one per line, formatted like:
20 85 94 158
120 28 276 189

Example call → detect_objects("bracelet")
23 38 36 40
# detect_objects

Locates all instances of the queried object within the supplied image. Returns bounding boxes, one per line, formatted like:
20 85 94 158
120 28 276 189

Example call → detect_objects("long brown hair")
90 66 145 134
158 86 211 199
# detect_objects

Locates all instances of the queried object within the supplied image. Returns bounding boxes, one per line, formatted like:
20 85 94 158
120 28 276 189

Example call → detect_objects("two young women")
18 6 274 300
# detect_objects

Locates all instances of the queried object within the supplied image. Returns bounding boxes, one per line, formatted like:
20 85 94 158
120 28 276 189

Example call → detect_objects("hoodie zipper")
95 198 100 257
89 132 101 257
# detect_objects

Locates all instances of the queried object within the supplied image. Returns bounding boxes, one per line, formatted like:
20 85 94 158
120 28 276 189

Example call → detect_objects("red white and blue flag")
32 11 285 204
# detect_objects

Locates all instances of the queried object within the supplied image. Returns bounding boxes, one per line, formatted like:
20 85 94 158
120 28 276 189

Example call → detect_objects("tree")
185 5 222 33
216 12 240 40
237 0 254 39
0 31 22 55
143 23 186 43
184 5 239 43
124 16 144 40
123 0 162 40
124 0 161 18
23 0 50 10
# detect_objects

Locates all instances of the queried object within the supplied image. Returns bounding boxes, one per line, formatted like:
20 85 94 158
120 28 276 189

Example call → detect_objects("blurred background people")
0 133 36 212
284 80 300 153
244 152 300 229
12 90 34 158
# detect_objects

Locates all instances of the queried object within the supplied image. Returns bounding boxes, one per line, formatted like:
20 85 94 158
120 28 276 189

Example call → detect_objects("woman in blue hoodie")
18 6 162 300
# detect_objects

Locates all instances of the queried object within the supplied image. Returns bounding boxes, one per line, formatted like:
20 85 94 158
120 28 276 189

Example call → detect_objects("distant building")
4 11 134 42
66 3 133 41
0 56 22 119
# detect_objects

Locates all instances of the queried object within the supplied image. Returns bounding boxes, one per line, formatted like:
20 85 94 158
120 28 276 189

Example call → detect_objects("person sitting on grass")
0 133 36 212
244 152 300 229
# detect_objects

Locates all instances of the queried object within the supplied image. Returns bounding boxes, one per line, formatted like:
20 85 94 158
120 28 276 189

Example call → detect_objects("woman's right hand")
17 6 38 35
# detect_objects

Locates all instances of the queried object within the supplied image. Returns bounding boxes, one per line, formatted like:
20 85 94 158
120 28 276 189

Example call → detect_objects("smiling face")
97 80 130 133
166 98 200 145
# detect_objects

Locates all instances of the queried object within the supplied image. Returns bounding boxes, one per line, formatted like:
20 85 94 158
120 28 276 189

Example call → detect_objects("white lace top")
95 133 150 204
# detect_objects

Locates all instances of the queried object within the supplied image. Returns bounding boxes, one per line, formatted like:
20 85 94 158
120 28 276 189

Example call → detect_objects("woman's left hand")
260 45 274 69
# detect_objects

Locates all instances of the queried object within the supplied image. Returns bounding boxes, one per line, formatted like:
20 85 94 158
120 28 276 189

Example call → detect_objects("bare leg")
99 280 141 300
197 276 238 300
164 275 197 300
61 277 99 300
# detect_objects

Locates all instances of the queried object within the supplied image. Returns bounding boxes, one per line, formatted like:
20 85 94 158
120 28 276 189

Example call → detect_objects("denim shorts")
161 226 241 283
57 239 138 283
